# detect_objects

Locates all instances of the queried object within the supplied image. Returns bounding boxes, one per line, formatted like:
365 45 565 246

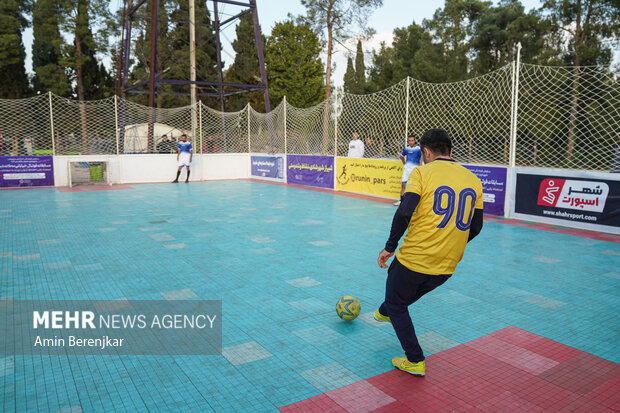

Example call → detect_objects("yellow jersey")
395 159 483 275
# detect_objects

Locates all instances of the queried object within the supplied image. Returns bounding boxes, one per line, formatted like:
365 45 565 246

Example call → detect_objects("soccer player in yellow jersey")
374 128 484 376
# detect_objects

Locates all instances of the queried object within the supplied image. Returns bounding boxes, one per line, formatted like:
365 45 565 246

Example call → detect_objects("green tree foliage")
540 0 620 162
343 40 368 94
354 40 366 93
471 0 561 73
59 0 114 100
265 20 324 108
542 0 619 67
226 13 266 112
367 22 445 91
164 0 218 108
343 56 356 93
128 0 173 106
300 0 383 99
0 0 31 98
425 0 491 81
32 0 71 96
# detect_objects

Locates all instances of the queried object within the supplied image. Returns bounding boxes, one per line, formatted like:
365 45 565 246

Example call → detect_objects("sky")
22 0 546 86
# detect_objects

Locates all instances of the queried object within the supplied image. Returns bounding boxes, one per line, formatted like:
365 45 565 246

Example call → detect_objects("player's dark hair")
407 134 415 139
419 129 452 156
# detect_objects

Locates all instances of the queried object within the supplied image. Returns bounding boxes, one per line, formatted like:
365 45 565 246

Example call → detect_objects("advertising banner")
335 157 402 199
515 173 620 232
250 156 283 179
0 156 54 188
286 155 334 189
464 165 507 216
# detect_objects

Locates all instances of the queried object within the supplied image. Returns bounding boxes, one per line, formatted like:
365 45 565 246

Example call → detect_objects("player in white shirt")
347 132 365 158
172 134 193 183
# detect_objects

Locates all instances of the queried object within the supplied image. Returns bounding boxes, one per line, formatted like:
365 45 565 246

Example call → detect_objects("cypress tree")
0 0 31 98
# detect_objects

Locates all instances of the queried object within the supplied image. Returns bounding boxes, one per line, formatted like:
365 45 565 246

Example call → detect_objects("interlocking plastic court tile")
602 249 620 256
247 235 275 243
148 233 175 242
602 271 620 279
98 227 117 232
523 294 566 309
308 241 333 246
434 289 477 304
52 405 83 413
43 261 72 270
533 255 561 264
93 299 131 312
292 325 346 345
476 390 545 412
325 380 395 413
251 247 277 254
357 312 390 327
418 330 461 354
222 341 273 366
164 243 187 250
465 336 559 375
12 254 40 261
160 288 198 300
37 239 61 245
284 327 619 412
288 297 331 314
299 362 361 393
286 277 322 288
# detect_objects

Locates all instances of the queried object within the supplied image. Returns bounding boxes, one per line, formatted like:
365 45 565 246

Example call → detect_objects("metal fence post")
283 96 287 155
114 95 120 156
405 77 410 144
504 42 522 218
48 92 55 156
247 103 251 153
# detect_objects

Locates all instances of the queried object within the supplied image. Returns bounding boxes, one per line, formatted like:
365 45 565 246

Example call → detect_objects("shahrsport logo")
537 178 608 213
337 165 349 185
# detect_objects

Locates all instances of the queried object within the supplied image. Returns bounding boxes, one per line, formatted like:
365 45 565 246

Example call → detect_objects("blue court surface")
0 180 618 412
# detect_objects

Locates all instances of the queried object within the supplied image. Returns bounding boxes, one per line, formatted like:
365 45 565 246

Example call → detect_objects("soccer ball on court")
336 296 361 321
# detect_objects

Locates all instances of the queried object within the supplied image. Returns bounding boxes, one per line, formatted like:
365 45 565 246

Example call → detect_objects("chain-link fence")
0 63 618 171
0 94 51 156
516 64 620 171
409 66 515 165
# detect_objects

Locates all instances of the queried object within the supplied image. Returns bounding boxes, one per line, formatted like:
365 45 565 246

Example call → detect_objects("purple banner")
287 155 334 189
0 156 54 188
464 165 506 216
251 156 283 179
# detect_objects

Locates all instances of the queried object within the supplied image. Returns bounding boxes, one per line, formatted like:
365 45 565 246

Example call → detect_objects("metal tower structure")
117 0 271 151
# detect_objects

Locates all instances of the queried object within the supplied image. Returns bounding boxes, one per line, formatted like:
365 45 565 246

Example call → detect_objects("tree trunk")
75 34 88 155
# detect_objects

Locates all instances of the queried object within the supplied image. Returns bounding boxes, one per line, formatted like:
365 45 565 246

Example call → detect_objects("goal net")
68 161 110 187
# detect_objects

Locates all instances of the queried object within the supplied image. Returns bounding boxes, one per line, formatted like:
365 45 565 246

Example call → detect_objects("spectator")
157 135 171 154
203 135 219 153
347 132 364 158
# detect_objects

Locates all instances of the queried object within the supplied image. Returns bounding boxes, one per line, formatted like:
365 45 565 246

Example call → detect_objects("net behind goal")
68 161 110 187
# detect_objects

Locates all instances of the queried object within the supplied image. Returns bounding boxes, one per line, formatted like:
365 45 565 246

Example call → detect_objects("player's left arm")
467 209 483 242
467 184 484 242
189 146 193 162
